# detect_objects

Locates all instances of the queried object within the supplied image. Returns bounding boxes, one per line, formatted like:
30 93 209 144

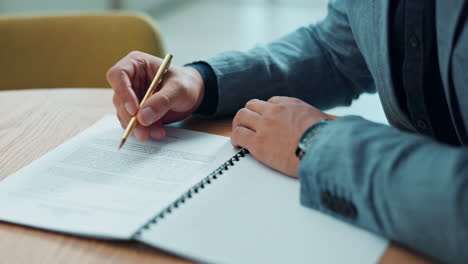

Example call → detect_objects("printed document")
0 116 229 238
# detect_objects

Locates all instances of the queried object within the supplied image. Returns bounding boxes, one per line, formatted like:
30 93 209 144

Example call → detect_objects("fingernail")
125 102 137 116
141 107 157 125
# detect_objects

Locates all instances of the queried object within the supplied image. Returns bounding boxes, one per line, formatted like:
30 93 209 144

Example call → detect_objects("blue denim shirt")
188 1 468 263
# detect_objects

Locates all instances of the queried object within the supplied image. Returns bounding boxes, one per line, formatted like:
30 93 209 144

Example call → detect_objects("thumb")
137 87 176 126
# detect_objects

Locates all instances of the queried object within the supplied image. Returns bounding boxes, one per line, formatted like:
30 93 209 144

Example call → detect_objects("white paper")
139 147 389 264
0 115 229 239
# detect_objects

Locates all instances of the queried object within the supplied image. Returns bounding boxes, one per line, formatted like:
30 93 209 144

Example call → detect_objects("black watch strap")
295 120 329 160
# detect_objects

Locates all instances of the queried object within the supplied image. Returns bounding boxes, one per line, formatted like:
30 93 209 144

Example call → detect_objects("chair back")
0 12 165 90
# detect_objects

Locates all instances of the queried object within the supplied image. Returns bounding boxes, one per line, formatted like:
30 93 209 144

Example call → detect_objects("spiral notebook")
0 115 388 263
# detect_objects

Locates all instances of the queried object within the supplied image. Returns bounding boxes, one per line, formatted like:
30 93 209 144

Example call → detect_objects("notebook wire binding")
132 148 249 238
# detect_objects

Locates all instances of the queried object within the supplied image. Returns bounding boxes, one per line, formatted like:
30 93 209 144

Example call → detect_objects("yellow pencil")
118 53 173 149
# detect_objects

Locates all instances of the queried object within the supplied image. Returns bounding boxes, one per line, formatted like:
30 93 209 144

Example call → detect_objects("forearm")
298 116 468 264
193 1 374 117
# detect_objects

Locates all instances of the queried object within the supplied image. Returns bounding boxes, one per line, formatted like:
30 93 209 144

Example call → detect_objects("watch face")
299 133 315 150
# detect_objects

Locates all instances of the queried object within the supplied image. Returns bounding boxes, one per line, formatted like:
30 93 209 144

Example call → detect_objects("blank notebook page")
138 150 389 264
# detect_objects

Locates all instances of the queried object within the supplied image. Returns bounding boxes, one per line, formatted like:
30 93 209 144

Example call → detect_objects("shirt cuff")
186 62 219 116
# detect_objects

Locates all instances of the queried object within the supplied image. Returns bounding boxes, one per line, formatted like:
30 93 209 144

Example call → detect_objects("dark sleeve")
186 62 219 116
197 0 374 117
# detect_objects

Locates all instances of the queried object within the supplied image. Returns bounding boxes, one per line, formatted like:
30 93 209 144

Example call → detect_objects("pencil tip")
118 138 126 150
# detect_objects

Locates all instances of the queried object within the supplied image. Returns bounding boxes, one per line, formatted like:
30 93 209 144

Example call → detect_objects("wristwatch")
295 120 329 160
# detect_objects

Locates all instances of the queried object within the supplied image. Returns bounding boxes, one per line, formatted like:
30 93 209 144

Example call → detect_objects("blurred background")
0 0 329 64
0 0 386 123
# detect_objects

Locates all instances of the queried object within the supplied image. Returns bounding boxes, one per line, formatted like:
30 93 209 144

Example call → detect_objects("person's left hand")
231 96 333 178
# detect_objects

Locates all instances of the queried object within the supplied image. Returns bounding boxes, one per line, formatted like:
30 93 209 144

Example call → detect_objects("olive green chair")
0 12 165 90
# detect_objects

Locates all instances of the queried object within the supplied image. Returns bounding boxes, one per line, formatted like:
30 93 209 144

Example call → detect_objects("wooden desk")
0 89 430 264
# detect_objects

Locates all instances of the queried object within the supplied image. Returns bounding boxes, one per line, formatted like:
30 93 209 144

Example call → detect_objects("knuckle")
112 94 119 106
158 92 171 108
237 108 251 123
276 104 287 112
171 80 189 97
134 57 146 67
128 51 147 67
128 50 142 58
268 96 280 103
106 66 119 81
286 97 303 104
245 99 258 108
171 77 184 88
233 109 243 126
232 126 242 136
231 127 242 143
236 126 249 137
116 105 127 117
268 104 283 114
234 108 246 119
262 116 276 127
238 108 249 117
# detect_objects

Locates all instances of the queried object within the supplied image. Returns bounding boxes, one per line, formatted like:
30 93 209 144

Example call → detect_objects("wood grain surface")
0 89 431 264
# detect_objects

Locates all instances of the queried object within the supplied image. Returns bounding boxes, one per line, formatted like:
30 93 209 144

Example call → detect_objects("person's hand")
231 96 333 177
107 51 205 141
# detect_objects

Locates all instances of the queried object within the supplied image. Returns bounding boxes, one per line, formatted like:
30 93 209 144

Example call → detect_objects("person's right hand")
107 51 205 141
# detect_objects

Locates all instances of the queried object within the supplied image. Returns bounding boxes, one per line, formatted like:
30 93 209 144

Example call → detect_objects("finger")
127 51 161 80
267 96 301 104
149 122 166 140
231 126 256 150
116 104 133 128
113 95 131 127
232 108 262 132
134 124 150 141
245 99 272 114
137 85 178 126
107 62 140 116
127 51 161 100
107 67 138 115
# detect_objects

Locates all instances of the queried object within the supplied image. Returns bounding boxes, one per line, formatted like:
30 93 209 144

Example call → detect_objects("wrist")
296 119 330 160
183 66 205 112
185 62 218 115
